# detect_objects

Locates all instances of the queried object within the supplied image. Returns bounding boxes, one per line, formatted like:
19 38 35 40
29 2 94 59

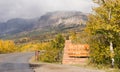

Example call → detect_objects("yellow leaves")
17 42 50 52
85 0 120 66
70 31 77 42
110 52 115 58
0 40 16 53
18 43 37 52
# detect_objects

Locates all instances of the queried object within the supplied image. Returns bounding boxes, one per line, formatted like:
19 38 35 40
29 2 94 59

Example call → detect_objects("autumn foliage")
0 40 16 53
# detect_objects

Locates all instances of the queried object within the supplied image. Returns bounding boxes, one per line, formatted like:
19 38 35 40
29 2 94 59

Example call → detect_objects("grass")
105 69 120 72
72 63 120 72
29 56 120 72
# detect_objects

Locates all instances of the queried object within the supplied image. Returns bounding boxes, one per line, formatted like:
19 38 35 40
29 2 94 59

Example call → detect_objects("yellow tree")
86 0 120 67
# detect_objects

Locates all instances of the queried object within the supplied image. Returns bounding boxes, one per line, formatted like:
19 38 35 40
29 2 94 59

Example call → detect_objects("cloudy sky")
0 0 96 22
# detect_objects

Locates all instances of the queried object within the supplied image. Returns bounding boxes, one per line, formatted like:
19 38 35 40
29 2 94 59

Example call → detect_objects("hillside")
0 11 87 39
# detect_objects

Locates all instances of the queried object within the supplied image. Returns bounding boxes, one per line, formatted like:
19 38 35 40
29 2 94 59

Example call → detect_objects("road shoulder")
29 59 105 72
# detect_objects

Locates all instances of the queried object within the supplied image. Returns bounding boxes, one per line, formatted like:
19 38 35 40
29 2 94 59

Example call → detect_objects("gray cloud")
0 0 95 22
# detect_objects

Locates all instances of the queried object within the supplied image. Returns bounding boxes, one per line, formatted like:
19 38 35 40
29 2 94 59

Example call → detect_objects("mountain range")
0 11 88 39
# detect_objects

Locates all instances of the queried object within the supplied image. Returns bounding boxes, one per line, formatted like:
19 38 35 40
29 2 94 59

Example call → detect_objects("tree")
51 34 65 62
70 31 77 43
38 34 65 63
52 34 65 49
86 0 120 67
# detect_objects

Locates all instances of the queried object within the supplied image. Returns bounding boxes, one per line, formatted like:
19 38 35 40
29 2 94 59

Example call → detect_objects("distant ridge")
0 11 87 39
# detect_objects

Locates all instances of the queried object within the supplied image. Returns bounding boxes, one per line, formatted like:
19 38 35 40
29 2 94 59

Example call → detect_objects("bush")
89 35 111 65
39 47 59 63
114 49 120 68
0 40 16 53
38 34 65 63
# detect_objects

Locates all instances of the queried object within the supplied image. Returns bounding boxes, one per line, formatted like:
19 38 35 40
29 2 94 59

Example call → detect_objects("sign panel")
67 44 89 57
62 40 89 64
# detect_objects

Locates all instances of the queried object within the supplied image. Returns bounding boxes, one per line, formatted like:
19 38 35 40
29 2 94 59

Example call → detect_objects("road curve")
0 52 34 72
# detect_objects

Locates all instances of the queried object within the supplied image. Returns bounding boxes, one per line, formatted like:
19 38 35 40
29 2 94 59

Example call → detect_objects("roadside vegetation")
0 34 65 63
86 0 120 69
0 40 16 53
70 0 120 70
38 34 65 63
1 0 120 71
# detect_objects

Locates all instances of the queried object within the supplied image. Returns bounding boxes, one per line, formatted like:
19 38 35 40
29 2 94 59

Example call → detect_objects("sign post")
35 50 40 61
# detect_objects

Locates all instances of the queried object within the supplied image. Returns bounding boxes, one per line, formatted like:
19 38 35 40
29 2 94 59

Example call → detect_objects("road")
0 52 105 72
33 62 105 72
0 52 34 72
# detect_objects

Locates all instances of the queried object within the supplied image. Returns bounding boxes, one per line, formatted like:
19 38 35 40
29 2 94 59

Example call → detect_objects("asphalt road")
0 52 105 72
0 52 34 72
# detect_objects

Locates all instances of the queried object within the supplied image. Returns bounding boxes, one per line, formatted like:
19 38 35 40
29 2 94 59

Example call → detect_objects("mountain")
0 11 88 39
0 18 36 34
36 11 87 27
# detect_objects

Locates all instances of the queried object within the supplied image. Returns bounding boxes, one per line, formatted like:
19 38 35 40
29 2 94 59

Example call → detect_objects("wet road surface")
0 52 34 72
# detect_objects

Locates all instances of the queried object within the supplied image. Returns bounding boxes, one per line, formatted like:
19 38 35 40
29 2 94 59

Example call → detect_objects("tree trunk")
110 41 114 68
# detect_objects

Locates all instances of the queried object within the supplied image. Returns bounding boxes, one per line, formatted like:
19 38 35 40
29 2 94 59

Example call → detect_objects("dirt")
31 62 105 72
